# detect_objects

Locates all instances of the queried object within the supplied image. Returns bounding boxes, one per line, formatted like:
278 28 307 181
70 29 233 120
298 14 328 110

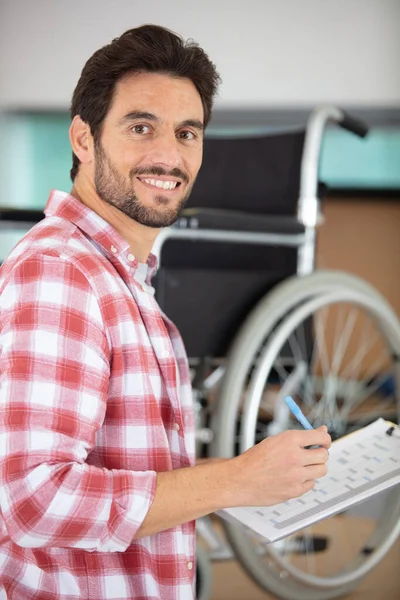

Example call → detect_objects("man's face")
93 72 204 228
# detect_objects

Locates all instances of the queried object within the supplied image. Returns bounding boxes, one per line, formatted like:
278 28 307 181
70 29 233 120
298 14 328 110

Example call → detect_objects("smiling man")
72 70 205 254
0 25 331 600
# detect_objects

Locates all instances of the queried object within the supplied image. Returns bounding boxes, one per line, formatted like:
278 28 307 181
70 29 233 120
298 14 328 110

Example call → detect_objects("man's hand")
134 427 331 539
227 427 331 508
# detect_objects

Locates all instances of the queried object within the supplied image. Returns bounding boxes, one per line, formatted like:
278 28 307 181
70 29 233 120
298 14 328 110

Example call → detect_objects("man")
0 24 330 600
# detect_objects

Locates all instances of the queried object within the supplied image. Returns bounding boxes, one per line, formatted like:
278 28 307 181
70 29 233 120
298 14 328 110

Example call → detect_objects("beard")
93 141 195 228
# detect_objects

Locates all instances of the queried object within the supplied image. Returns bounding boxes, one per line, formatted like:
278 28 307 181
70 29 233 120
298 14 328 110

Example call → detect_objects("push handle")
339 110 369 138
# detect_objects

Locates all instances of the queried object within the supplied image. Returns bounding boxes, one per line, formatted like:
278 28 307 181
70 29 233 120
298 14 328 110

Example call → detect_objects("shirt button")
164 350 170 358
141 285 147 292
187 561 193 570
111 245 118 254
127 253 135 262
174 423 180 431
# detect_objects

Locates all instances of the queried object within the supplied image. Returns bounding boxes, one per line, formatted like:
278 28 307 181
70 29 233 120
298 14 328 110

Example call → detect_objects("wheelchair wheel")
212 272 400 600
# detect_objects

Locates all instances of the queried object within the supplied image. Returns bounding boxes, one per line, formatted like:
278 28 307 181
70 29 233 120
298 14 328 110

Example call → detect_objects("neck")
71 176 159 263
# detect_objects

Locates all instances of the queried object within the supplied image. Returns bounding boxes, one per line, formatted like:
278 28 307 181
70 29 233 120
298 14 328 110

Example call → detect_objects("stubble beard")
94 142 194 228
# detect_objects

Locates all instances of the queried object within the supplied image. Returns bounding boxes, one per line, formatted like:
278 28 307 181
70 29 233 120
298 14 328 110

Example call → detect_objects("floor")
202 516 400 600
209 539 400 599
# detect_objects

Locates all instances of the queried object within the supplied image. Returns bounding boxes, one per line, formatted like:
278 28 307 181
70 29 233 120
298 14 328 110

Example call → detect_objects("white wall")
0 0 399 109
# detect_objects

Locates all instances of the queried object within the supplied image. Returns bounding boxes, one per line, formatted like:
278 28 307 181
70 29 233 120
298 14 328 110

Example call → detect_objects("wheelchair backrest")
187 128 306 215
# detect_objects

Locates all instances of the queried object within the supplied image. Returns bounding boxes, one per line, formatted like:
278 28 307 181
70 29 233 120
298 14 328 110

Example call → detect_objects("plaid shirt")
0 190 196 600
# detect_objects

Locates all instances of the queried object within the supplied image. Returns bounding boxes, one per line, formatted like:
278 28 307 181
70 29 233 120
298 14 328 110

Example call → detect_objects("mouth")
137 177 182 192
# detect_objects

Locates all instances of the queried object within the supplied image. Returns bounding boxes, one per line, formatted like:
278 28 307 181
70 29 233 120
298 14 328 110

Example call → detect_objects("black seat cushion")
187 130 306 215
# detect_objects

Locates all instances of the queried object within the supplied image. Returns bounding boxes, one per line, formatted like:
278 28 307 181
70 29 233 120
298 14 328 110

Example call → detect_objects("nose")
149 132 183 170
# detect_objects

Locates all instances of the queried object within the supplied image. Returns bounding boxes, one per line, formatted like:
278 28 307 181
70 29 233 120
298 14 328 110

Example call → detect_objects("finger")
318 426 332 448
304 463 328 479
297 479 316 497
301 448 329 465
298 428 332 449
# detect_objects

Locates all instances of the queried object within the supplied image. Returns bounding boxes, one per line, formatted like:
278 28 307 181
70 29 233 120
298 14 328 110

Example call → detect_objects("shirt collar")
44 190 158 280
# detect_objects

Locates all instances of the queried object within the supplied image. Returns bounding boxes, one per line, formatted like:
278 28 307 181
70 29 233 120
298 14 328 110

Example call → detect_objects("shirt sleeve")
0 252 156 551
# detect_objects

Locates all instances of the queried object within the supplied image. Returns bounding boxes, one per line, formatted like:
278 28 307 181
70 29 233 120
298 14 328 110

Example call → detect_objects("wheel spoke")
341 365 394 421
322 305 359 426
339 322 375 407
313 307 339 424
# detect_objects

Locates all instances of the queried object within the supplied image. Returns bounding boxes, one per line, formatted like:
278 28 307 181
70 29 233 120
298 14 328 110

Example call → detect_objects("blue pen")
284 396 313 430
284 396 328 451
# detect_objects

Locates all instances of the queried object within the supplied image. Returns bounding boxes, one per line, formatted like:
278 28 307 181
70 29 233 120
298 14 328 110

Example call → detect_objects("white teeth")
142 178 177 190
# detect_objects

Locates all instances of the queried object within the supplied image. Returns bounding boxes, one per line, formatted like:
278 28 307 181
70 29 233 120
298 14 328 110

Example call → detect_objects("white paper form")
219 418 400 543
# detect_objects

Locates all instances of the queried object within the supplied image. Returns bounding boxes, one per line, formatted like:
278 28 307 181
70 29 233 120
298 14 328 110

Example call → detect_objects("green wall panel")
29 114 72 207
0 113 399 212
320 128 400 189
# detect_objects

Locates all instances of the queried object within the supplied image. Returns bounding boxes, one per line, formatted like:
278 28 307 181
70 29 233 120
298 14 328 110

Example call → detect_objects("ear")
69 115 94 166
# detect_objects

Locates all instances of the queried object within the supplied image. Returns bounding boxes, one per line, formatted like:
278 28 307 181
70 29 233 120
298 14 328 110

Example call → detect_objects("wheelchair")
150 105 400 599
1 106 399 600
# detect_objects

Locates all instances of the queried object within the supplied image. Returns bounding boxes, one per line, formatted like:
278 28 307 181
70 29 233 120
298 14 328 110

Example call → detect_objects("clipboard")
218 418 400 543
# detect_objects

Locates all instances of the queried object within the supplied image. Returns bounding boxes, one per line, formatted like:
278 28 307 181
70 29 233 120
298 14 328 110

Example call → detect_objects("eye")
131 124 151 135
177 130 196 140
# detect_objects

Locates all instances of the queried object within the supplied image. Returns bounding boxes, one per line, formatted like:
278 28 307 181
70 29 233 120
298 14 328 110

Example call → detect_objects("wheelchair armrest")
176 208 305 235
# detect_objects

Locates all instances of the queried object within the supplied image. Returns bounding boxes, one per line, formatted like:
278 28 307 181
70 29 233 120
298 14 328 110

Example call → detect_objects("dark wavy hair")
70 24 221 181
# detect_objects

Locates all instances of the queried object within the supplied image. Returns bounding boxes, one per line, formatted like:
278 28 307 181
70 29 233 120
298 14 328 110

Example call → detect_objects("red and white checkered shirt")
0 190 196 599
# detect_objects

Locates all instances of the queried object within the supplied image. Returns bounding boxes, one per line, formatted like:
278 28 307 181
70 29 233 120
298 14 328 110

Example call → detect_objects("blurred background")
0 1 399 598
0 0 399 313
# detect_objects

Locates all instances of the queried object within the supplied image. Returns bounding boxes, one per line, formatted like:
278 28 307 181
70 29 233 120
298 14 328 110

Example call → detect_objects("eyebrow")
120 111 204 132
180 119 204 132
120 111 157 124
